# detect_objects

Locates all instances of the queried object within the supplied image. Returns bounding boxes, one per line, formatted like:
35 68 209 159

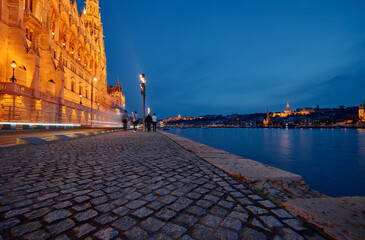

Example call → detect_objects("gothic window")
71 80 75 92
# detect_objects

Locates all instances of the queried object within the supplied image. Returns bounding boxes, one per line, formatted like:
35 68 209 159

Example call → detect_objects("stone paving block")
10 221 42 237
4 208 30 218
159 195 177 205
242 227 268 240
112 206 130 216
53 201 73 209
228 211 249 222
201 214 222 228
72 203 91 212
74 209 98 222
176 213 200 227
259 200 277 209
148 201 165 211
0 218 21 232
259 215 284 228
186 205 207 216
215 227 239 240
283 219 307 231
196 199 214 208
141 217 166 232
192 223 214 240
91 195 109 205
156 208 178 221
124 226 149 239
73 223 96 238
44 209 72 223
23 230 51 240
95 203 116 212
132 207 154 218
94 227 119 240
252 218 271 232
161 222 187 238
272 209 293 219
280 228 305 240
246 205 269 215
221 217 242 231
112 216 137 231
126 199 148 209
47 218 75 235
95 213 118 225
209 206 228 217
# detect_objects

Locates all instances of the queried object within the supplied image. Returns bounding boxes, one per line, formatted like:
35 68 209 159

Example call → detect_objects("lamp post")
91 77 97 127
140 74 146 132
10 61 17 82
10 61 17 121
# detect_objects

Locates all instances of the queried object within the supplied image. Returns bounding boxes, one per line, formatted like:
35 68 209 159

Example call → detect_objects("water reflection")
168 128 365 197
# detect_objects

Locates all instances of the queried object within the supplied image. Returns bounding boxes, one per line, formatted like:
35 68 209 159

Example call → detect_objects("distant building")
272 102 314 118
263 109 271 126
273 102 294 117
107 78 125 109
359 101 365 120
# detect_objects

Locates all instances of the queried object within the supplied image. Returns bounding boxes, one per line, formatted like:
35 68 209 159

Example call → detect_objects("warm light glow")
83 10 87 15
0 122 81 127
71 51 74 54
80 94 82 98
93 77 97 82
11 61 17 69
52 32 55 36
148 108 151 115
63 42 66 46
140 74 146 83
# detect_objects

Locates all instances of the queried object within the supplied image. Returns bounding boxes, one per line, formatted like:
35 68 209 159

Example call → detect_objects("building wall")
0 0 125 124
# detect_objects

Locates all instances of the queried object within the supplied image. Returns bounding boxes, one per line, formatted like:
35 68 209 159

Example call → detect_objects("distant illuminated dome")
178 114 181 119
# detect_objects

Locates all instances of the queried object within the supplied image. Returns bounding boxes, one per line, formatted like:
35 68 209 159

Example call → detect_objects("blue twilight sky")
77 0 365 118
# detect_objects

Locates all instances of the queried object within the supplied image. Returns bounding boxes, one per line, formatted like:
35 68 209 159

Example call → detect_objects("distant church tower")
359 101 365 120
263 109 271 126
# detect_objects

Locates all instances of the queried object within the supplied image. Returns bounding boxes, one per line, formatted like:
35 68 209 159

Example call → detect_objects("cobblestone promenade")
0 132 328 240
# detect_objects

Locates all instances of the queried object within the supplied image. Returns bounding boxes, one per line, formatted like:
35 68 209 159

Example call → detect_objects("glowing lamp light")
80 94 83 98
93 77 97 82
63 42 66 46
71 51 74 54
83 10 87 15
11 61 17 69
52 32 55 36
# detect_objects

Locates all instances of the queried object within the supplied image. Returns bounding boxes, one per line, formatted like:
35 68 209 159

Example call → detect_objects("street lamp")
10 61 17 82
140 73 146 132
91 77 97 127
80 94 82 104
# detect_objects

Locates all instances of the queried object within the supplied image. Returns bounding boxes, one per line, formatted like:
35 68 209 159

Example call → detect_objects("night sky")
77 0 365 118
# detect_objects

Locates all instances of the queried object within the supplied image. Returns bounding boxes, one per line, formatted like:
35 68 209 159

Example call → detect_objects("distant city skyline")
78 0 365 118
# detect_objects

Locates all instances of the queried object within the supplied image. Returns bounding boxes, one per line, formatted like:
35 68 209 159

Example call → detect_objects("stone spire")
116 77 120 90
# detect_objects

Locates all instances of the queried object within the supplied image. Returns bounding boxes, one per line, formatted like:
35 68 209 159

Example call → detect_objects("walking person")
152 113 158 132
145 114 152 132
132 111 139 132
121 111 128 131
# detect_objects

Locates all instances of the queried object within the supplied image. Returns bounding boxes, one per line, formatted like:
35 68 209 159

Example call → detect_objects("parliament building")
0 0 125 126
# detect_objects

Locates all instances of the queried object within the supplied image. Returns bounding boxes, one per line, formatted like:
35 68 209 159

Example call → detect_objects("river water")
165 128 365 197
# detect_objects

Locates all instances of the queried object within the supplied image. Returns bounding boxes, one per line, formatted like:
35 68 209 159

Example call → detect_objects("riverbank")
160 131 365 240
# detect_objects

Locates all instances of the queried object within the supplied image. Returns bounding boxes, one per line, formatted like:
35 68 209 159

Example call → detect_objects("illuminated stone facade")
107 78 125 110
0 0 125 124
359 101 365 121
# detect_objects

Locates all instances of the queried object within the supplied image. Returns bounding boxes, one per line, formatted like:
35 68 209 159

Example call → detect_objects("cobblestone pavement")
0 131 329 240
